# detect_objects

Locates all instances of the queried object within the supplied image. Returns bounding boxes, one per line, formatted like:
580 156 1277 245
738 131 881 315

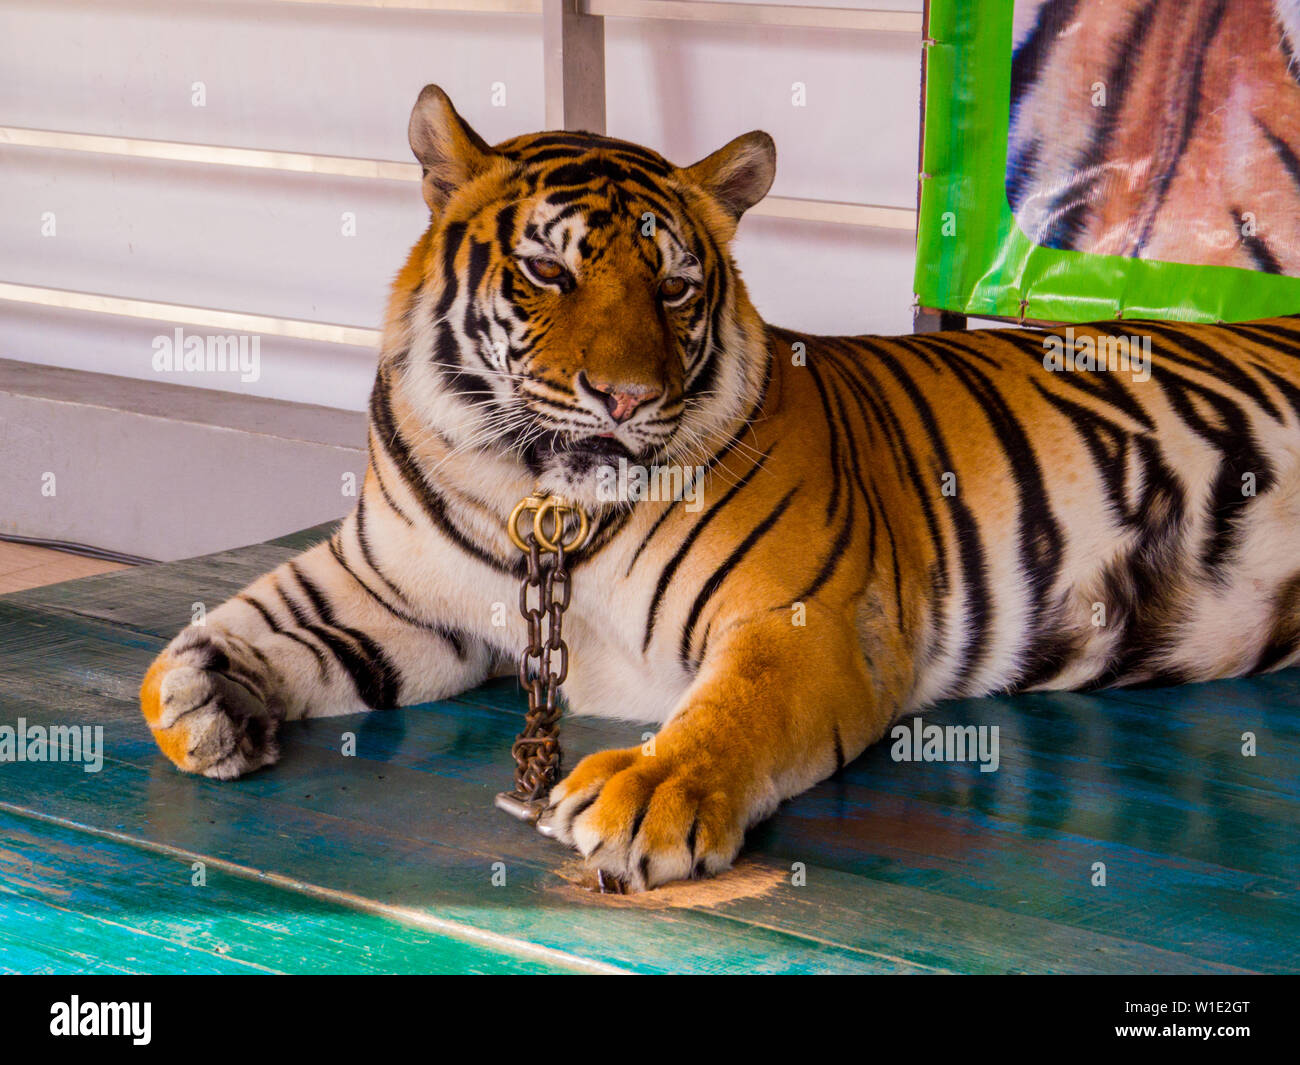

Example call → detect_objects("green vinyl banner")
915 0 1300 324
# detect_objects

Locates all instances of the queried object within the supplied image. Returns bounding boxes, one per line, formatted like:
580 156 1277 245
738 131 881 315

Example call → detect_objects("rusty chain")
494 494 589 826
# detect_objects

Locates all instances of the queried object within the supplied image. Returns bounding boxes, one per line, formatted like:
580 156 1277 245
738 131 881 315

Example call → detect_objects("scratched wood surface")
0 523 1296 973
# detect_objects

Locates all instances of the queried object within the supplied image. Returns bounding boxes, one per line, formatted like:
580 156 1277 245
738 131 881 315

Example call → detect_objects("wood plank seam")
0 803 630 975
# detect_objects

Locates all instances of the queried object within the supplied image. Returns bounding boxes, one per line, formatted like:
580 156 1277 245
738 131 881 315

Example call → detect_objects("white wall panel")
0 0 924 411
604 16 920 208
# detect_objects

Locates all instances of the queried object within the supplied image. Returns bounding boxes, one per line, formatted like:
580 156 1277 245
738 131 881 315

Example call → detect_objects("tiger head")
388 85 776 510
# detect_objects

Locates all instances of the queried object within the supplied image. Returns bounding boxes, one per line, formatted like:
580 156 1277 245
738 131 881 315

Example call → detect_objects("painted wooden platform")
1 523 1297 974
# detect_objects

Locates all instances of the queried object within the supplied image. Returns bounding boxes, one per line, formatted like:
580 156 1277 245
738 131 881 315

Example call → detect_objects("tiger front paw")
540 744 753 891
140 626 283 780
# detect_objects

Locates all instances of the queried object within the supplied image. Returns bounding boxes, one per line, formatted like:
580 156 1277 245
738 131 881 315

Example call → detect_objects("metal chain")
495 494 585 825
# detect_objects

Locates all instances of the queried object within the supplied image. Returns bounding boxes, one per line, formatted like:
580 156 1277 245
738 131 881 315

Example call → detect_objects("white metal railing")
0 127 418 182
269 0 542 10
0 1 921 346
0 126 916 231
0 282 383 348
582 1 920 32
270 0 922 32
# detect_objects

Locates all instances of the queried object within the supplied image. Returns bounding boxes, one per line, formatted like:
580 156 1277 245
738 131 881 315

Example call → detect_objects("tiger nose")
582 375 661 423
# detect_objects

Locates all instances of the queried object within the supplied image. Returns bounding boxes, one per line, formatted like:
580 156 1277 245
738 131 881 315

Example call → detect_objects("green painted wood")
1 526 1297 973
0 810 566 974
0 618 919 973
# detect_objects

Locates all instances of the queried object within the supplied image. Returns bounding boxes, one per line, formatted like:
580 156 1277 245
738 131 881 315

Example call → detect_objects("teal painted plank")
0 617 1252 974
0 785 914 975
0 522 338 638
0 890 272 975
0 811 566 975
0 610 930 974
273 698 1300 973
1097 674 1300 739
832 691 1299 875
0 679 921 973
3 531 1299 973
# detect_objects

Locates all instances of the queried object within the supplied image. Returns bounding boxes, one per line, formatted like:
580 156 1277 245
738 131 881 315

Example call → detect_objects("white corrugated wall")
0 0 924 412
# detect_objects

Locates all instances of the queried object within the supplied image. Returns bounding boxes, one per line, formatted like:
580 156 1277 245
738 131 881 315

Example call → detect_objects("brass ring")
566 504 591 552
507 495 544 552
532 497 590 554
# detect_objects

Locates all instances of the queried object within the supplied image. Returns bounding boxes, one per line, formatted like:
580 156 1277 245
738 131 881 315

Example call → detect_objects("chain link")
495 494 587 824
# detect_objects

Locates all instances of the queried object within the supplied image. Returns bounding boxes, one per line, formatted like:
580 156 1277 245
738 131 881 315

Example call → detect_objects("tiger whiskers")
418 408 539 481
659 425 746 494
429 360 529 383
667 408 764 491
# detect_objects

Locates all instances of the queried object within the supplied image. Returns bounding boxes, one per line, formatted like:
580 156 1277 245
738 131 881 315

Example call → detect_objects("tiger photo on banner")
1007 0 1300 276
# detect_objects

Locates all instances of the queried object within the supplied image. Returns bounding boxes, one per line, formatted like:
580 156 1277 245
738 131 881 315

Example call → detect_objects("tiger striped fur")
142 85 1300 890
1008 0 1300 274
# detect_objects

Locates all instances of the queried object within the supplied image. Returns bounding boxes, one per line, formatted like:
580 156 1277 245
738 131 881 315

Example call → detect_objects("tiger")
141 84 1300 891
1008 0 1300 274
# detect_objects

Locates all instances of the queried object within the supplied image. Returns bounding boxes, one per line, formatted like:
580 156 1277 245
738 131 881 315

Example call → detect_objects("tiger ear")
679 132 776 223
408 84 495 213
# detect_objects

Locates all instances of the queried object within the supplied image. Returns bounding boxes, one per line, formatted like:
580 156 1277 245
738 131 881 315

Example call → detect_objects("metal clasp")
494 791 545 825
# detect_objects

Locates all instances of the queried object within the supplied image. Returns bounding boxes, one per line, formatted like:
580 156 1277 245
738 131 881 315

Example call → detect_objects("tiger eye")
660 277 689 300
529 257 566 281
